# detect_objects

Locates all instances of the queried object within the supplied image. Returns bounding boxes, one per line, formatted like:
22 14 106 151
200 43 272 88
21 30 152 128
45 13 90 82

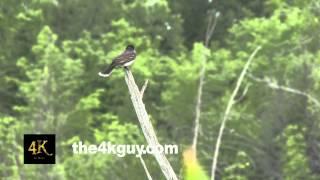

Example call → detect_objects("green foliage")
0 116 20 179
15 26 84 132
0 0 320 179
94 114 142 144
161 43 206 126
279 125 316 180
223 151 251 180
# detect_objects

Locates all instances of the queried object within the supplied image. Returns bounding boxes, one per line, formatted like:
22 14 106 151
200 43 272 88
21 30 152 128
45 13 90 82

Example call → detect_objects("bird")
98 45 136 77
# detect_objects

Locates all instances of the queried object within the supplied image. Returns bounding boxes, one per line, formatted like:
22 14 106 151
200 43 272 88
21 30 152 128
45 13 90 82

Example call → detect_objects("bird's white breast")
124 60 135 67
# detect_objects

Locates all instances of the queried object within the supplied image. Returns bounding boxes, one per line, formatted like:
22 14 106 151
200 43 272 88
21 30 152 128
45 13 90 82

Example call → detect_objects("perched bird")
98 45 136 77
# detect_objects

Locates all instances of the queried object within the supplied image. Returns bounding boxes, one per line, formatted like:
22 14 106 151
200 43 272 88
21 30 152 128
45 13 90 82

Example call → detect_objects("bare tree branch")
205 11 220 46
247 73 320 108
192 10 219 151
124 68 178 180
211 46 261 180
140 79 149 99
138 155 153 180
192 57 206 151
234 84 251 104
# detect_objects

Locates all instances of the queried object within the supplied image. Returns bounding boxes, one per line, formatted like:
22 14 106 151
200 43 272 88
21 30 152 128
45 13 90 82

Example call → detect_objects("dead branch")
192 10 219 151
247 73 320 108
124 68 178 180
140 79 149 99
234 84 251 104
138 155 153 180
211 46 261 180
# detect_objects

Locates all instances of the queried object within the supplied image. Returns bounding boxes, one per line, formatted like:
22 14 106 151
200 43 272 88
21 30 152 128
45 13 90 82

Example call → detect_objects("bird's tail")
98 64 115 77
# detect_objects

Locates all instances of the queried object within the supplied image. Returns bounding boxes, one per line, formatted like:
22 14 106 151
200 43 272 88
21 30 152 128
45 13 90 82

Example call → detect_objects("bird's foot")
124 66 130 70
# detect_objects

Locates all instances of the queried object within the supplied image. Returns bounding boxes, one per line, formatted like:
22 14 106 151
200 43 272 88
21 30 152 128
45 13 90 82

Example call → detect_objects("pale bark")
211 46 261 180
248 73 320 108
192 11 219 151
138 155 153 180
124 68 178 180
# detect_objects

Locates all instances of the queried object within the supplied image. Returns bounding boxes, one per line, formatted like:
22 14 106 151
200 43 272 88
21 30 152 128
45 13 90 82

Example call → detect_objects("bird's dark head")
126 45 135 51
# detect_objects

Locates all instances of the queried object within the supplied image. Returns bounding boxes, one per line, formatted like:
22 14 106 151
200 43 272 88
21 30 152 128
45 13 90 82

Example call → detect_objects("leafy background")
0 0 320 179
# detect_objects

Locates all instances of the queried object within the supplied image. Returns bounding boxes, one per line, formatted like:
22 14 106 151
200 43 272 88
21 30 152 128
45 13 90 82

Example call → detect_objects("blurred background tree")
0 0 319 179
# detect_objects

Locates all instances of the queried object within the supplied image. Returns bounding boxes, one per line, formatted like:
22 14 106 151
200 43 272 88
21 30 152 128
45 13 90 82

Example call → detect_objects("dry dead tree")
124 68 178 180
210 46 261 180
192 10 220 151
247 73 320 108
138 155 153 180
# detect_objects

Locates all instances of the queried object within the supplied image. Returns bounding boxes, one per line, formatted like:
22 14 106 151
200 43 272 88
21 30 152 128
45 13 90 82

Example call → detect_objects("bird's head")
126 44 135 51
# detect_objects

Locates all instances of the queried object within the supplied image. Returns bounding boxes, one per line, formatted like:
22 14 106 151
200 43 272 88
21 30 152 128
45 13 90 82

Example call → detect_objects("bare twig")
124 68 178 180
234 84 251 104
205 11 220 46
247 74 320 108
211 46 261 180
192 56 206 151
138 155 153 180
192 10 219 151
140 79 149 99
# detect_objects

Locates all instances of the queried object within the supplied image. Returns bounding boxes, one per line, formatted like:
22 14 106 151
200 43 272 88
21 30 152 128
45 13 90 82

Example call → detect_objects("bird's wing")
112 51 136 65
